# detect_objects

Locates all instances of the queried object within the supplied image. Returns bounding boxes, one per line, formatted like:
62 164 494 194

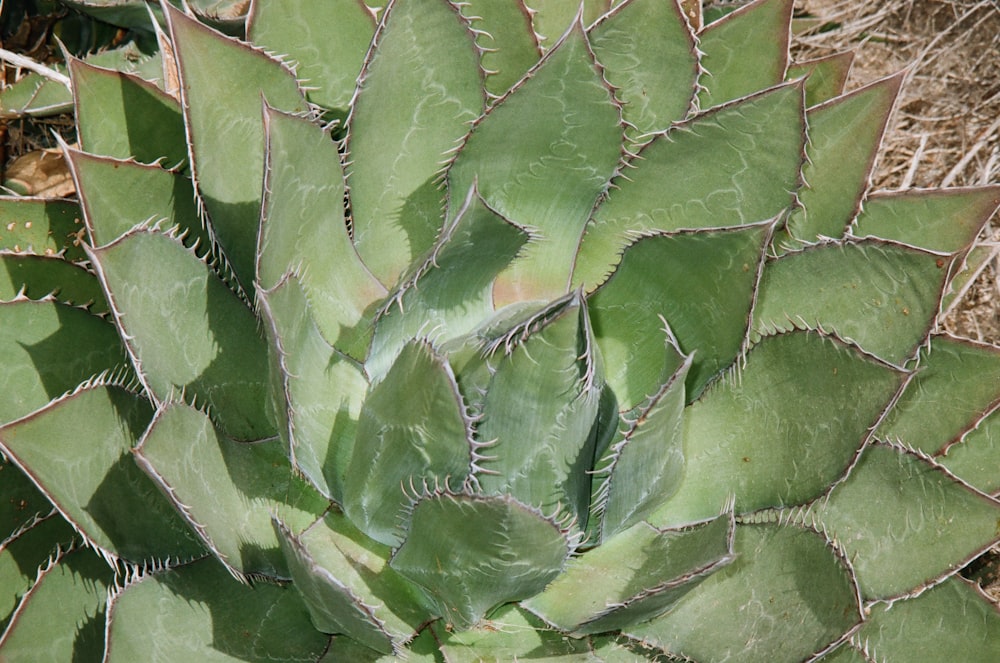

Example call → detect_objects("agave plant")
2 0 1000 660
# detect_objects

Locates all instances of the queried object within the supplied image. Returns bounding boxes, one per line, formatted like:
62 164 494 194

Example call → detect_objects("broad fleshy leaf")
787 51 854 107
258 106 385 362
135 402 330 579
459 0 540 98
390 492 572 629
104 557 329 662
347 0 485 285
649 332 906 527
0 254 107 312
0 385 205 563
166 2 309 288
342 340 474 546
449 21 622 304
573 82 805 289
0 198 86 261
696 0 793 109
524 514 734 635
806 442 1000 599
937 405 1000 495
88 228 272 440
623 522 861 663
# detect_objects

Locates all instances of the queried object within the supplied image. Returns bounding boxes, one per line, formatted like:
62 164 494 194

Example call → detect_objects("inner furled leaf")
70 58 188 169
648 332 907 528
938 405 1000 495
851 577 1000 661
623 522 862 663
778 73 904 249
103 557 329 663
457 0 540 99
851 186 1000 254
347 0 485 287
878 335 1000 455
365 184 530 381
436 604 597 660
696 0 793 109
389 492 571 629
596 355 691 540
0 299 127 425
66 148 206 249
0 546 113 661
524 514 734 636
448 20 622 305
572 82 805 291
258 276 368 503
806 442 1000 600
164 2 309 290
787 52 855 108
473 293 604 528
0 385 205 564
588 223 771 403
525 0 610 51
247 0 376 117
134 401 330 580
588 0 698 143
258 107 386 362
752 238 952 365
87 228 273 440
273 512 433 654
342 340 475 547
0 198 86 262
0 254 107 313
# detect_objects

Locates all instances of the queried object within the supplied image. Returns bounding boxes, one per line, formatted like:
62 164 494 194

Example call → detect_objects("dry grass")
793 0 1000 343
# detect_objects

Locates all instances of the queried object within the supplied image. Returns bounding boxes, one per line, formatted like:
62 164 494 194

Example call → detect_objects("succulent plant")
3 0 1000 660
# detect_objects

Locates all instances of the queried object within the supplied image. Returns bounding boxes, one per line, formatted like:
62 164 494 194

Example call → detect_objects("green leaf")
342 341 474 546
390 492 571 629
1 460 53 538
366 184 529 381
135 402 330 579
596 356 690 538
67 147 204 249
459 0 541 98
787 52 854 107
0 546 113 661
1 512 77 632
524 515 734 635
437 604 597 660
247 0 376 116
0 384 205 563
347 0 485 286
449 21 622 304
88 228 273 440
807 443 1000 600
104 557 330 662
696 0 793 109
70 57 187 168
878 335 1000 455
0 299 127 424
165 2 309 288
851 186 1000 254
259 106 385 362
0 197 86 261
0 253 108 313
623 522 861 663
527 0 611 51
573 82 805 290
589 223 771 403
473 294 603 527
588 0 698 141
851 577 1000 661
258 276 368 503
273 512 431 654
938 406 1000 495
780 74 903 247
649 332 906 527
752 239 951 365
